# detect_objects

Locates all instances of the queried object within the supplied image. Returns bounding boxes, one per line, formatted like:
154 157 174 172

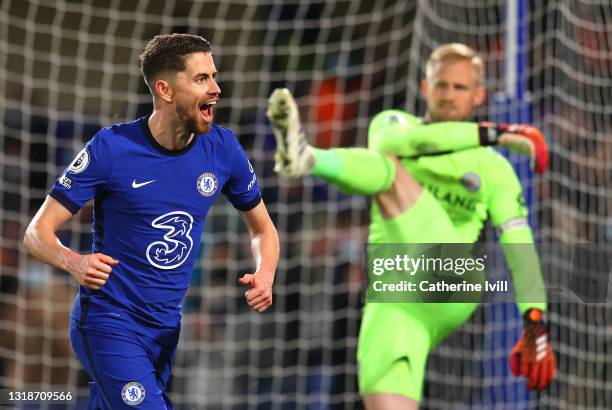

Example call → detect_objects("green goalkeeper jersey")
365 110 545 312
367 110 528 244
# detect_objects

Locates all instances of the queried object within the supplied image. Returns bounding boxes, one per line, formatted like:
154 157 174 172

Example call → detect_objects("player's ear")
473 85 486 107
420 79 429 99
154 79 173 103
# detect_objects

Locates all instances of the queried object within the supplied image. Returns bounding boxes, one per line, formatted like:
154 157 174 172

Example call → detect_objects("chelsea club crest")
197 172 218 197
121 381 145 406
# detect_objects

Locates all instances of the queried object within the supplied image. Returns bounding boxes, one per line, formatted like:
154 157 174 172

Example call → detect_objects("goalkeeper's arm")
368 110 549 173
299 112 552 197
488 157 556 390
267 89 549 185
498 228 556 390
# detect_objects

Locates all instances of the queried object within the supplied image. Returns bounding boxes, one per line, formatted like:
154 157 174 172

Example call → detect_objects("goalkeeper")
267 43 555 409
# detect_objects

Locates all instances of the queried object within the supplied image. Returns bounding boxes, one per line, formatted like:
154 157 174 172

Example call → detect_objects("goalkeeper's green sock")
310 147 395 195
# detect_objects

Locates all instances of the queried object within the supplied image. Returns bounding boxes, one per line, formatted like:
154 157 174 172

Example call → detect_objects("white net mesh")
0 0 609 409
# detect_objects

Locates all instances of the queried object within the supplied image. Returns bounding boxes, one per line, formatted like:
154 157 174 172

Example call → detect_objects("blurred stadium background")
0 0 610 408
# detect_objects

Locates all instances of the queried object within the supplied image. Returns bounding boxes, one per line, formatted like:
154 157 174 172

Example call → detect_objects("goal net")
0 0 609 408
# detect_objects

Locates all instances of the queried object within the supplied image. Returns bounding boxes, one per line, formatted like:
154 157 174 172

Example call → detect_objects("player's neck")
148 111 194 151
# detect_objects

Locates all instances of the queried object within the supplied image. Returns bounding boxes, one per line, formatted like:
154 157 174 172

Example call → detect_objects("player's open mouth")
199 100 216 122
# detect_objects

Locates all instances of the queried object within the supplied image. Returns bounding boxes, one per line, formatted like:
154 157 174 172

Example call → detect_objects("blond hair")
426 43 484 84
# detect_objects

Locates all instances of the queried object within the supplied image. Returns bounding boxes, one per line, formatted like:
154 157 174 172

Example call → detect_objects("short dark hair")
139 33 213 90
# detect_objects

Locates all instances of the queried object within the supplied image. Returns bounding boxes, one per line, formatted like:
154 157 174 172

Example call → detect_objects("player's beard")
428 101 476 122
176 102 211 135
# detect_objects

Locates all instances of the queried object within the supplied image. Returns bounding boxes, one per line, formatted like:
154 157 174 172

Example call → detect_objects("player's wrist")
523 307 546 324
477 122 538 145
522 308 549 341
478 122 549 173
59 247 82 274
253 270 275 283
477 122 503 146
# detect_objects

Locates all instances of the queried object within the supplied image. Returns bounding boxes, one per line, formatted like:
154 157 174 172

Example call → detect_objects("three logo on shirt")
146 211 194 270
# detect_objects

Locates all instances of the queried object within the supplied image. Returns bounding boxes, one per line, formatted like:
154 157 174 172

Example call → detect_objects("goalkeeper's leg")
268 90 478 408
267 89 400 194
359 161 479 409
267 90 440 201
267 88 489 178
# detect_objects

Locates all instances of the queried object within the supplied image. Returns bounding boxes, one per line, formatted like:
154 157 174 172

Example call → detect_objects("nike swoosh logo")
132 179 156 189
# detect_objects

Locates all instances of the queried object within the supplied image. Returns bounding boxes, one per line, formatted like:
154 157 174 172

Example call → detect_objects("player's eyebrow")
193 71 218 80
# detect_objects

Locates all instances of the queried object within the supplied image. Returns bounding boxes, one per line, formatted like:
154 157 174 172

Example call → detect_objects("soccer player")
23 34 279 409
267 43 555 409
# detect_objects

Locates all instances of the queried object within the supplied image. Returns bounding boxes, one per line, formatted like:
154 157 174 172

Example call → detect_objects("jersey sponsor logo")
146 211 194 270
248 160 254 173
132 179 156 189
425 183 477 212
247 173 257 191
460 172 481 192
197 172 218 197
121 381 145 406
58 174 72 189
68 148 89 174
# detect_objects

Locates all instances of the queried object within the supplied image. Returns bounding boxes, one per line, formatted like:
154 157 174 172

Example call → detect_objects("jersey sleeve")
367 110 480 157
48 130 112 214
367 110 421 151
222 136 262 211
487 152 529 228
487 152 547 313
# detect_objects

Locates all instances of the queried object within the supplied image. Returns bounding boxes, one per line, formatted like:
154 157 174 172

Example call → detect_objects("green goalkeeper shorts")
358 189 479 401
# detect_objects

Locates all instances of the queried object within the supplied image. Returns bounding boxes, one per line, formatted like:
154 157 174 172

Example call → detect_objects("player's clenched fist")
239 273 273 312
509 308 556 390
68 252 119 290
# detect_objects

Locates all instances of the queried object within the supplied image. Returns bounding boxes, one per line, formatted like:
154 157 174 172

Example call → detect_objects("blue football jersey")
50 117 261 336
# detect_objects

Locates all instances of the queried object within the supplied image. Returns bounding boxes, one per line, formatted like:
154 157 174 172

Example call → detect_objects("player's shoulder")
205 123 242 149
479 147 514 166
208 123 237 140
93 117 144 144
472 147 520 183
369 109 421 128
84 118 146 161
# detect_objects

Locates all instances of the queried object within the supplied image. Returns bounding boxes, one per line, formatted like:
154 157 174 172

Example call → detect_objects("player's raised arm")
23 196 118 290
266 88 549 195
238 201 279 313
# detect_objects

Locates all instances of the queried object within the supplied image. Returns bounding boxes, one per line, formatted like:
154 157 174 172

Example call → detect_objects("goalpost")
0 1 609 408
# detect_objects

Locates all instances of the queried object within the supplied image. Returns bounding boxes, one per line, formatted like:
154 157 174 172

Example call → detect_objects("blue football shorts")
70 319 177 409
